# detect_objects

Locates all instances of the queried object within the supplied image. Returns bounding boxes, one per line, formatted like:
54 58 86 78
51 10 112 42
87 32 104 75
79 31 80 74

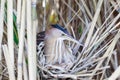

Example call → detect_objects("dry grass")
0 0 120 80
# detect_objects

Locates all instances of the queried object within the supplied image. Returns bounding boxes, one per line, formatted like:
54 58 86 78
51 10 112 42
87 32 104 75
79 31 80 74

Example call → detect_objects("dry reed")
0 0 120 80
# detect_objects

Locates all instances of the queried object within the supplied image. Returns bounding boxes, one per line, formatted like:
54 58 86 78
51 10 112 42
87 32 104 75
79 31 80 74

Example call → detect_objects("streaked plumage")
37 24 78 66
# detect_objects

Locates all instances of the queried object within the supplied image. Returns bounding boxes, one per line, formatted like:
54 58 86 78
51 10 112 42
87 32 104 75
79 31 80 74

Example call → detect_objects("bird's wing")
37 31 45 46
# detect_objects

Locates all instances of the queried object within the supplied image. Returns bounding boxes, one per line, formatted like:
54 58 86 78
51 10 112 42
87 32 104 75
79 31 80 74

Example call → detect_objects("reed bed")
0 0 120 80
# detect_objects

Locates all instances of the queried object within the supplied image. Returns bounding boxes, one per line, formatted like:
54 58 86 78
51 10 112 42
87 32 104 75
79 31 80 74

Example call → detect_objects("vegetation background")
0 0 120 80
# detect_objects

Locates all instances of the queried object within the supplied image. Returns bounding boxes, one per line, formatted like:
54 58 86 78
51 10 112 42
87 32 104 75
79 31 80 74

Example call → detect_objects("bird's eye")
62 34 65 36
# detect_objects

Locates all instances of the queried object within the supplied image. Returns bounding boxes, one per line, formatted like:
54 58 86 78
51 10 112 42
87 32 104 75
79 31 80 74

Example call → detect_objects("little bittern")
37 24 79 66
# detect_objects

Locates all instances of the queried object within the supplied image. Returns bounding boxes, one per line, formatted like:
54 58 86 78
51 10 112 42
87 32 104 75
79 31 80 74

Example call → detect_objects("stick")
17 0 22 34
7 0 14 73
27 0 36 79
2 45 15 80
108 66 120 80
0 0 5 65
17 0 26 80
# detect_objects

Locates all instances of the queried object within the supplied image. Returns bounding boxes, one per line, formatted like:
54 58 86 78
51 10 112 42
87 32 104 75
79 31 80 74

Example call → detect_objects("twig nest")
37 30 117 79
37 35 81 78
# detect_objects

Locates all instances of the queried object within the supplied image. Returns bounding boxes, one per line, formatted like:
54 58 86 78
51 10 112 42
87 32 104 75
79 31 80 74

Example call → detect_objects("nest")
37 28 119 79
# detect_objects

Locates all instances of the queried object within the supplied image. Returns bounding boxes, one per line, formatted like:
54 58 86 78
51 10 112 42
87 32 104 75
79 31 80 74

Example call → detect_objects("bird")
37 24 79 67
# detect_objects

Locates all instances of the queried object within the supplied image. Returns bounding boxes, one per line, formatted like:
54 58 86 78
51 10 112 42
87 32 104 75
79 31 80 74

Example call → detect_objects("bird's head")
45 24 70 39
